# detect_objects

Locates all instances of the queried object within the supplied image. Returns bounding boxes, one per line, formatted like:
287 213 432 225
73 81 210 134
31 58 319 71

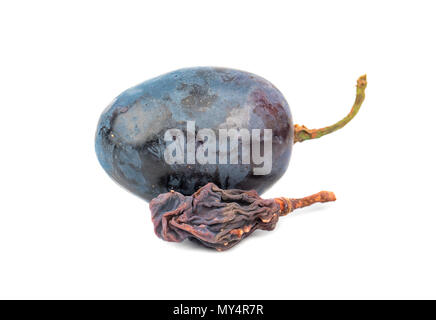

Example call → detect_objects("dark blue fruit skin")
95 67 293 202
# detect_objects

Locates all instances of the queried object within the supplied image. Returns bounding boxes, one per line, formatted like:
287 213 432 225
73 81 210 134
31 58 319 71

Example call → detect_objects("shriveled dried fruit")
150 182 336 251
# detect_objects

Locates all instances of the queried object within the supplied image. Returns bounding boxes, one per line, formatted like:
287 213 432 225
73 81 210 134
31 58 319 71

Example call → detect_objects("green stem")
294 75 367 143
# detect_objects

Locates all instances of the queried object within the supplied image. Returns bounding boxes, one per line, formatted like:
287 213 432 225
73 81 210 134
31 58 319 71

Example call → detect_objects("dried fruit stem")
294 74 367 143
276 191 336 216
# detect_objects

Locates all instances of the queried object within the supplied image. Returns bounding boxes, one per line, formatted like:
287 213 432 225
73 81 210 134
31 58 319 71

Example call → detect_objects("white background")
1 0 435 299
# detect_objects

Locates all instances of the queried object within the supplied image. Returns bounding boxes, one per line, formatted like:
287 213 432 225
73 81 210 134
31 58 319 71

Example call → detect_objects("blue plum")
95 67 293 201
95 67 367 202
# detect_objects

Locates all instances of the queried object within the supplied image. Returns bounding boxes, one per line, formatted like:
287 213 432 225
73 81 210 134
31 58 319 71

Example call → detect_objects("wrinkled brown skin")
150 183 335 251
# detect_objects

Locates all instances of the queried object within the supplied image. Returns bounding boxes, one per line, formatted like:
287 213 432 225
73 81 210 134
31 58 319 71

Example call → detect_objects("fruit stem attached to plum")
294 74 367 143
